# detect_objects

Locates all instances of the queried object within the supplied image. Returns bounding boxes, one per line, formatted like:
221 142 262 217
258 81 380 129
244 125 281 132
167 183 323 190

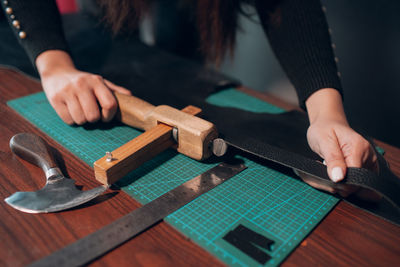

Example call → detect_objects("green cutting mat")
8 89 339 266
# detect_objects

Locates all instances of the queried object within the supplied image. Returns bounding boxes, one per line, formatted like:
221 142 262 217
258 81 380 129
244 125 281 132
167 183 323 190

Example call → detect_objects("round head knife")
5 133 107 213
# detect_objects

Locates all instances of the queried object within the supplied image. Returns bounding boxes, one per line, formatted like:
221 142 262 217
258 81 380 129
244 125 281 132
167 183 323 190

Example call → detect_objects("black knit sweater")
0 0 342 108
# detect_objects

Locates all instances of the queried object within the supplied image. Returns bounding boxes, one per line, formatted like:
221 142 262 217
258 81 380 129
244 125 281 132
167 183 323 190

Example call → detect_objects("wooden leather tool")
6 133 107 213
94 92 218 185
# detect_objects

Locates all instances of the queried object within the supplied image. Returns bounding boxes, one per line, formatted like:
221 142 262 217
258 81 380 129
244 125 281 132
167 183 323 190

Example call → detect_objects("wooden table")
1 66 399 266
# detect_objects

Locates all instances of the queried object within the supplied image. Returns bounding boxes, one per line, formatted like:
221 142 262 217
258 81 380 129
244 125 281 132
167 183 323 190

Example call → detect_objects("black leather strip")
95 39 400 225
223 230 271 264
65 21 400 226
228 135 400 208
2 14 399 225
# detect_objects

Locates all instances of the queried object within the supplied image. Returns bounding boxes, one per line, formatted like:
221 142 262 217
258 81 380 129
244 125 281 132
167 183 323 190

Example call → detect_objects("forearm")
36 50 76 78
305 88 348 124
0 0 70 65
255 0 342 109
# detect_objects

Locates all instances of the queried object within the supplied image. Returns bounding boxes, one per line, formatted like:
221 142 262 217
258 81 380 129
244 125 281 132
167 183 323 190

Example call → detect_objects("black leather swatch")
223 229 271 264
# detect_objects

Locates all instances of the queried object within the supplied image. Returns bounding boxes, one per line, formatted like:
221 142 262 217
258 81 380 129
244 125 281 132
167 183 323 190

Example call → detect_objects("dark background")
327 0 400 148
223 0 400 148
1 0 399 148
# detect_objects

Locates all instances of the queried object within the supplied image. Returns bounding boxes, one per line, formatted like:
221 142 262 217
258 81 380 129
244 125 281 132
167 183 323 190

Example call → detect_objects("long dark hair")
97 0 253 63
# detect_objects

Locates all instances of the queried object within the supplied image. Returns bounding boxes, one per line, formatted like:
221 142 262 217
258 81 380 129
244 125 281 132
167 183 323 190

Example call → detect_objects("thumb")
103 79 132 95
318 137 347 183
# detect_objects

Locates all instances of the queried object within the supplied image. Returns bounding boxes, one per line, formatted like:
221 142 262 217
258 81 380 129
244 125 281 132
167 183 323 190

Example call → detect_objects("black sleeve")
0 0 70 65
255 0 343 109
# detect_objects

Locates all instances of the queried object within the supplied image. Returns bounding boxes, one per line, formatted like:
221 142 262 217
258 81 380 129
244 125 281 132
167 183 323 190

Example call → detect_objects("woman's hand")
36 50 132 125
299 88 380 200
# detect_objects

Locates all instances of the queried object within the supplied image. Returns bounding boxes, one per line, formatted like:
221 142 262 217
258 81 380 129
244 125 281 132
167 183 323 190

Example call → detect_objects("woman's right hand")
36 50 132 125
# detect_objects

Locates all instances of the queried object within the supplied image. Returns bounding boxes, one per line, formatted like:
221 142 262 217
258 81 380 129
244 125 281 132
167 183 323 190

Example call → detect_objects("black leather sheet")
98 40 400 225
1 14 399 225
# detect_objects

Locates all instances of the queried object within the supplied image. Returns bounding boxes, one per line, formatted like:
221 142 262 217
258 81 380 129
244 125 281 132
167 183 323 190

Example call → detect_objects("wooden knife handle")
9 133 57 173
114 92 156 130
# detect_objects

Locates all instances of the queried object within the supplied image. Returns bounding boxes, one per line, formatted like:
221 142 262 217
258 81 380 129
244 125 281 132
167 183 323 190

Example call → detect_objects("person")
0 0 377 196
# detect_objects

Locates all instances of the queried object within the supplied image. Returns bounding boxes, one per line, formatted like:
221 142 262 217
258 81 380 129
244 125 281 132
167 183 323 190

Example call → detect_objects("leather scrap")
232 224 274 251
223 227 272 264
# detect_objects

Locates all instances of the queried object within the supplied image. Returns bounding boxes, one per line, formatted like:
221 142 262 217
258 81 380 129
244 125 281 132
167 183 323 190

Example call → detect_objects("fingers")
341 135 378 174
48 93 86 125
342 135 369 168
304 118 381 200
77 88 100 123
104 79 132 95
45 73 128 124
66 95 86 125
366 147 379 172
318 135 347 183
75 76 128 123
57 76 106 125
93 78 118 122
51 100 73 125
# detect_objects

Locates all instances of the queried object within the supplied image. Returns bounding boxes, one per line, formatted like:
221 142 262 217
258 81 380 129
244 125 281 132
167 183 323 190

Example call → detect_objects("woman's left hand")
297 88 380 200
305 114 379 199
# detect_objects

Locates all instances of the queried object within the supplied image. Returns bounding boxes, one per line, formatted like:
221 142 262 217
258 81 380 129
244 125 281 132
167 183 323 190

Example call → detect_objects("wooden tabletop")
1 66 400 266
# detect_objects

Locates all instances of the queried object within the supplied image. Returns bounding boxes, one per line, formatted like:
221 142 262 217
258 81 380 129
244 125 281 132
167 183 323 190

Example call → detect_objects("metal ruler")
29 162 246 267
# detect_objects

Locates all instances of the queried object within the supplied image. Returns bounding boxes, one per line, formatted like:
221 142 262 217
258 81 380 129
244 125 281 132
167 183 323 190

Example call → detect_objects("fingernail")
331 167 344 182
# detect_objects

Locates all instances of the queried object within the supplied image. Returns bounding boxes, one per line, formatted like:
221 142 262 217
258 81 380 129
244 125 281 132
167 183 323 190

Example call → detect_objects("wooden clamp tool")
94 92 218 185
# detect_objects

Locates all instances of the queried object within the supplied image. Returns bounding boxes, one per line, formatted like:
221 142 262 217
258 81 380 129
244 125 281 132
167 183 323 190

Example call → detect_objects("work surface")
1 67 400 266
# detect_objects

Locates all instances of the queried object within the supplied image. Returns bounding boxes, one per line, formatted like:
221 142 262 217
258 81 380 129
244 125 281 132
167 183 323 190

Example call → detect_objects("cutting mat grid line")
8 90 339 267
